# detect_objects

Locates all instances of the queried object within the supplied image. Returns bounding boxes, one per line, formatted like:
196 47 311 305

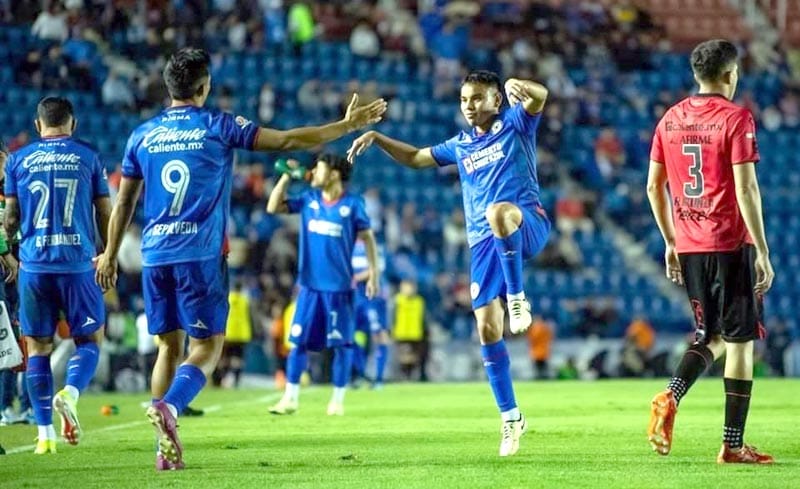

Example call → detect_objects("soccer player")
646 39 774 464
348 70 551 456
3 96 112 454
266 154 378 416
351 238 389 388
94 48 386 470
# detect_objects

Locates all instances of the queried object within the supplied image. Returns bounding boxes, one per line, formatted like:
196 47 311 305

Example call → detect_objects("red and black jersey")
651 94 760 253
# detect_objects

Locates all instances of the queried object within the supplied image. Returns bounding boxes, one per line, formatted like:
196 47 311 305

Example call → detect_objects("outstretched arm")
254 94 387 152
95 177 143 290
504 78 548 115
347 131 437 169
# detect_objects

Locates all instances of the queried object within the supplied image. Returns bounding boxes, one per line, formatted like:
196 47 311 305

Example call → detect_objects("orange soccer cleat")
648 390 677 455
717 443 774 464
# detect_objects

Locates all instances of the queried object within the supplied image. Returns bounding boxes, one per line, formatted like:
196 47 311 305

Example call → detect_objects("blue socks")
163 364 206 415
374 344 388 383
353 344 367 378
481 340 517 413
286 347 308 384
494 229 524 296
65 342 99 392
26 355 53 426
332 347 354 388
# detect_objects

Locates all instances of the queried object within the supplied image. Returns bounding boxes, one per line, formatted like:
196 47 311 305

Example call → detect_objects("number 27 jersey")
650 94 759 253
122 106 259 266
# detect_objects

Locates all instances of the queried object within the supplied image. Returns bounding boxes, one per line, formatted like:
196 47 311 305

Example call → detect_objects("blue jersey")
430 104 542 247
4 136 109 273
288 189 370 292
122 106 259 266
351 240 387 300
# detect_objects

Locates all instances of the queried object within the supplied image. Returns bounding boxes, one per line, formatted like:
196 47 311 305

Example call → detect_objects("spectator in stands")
288 1 315 46
40 44 71 90
102 70 137 110
594 127 626 182
31 2 68 43
555 186 594 237
258 83 275 124
350 18 380 58
443 208 468 269
527 316 554 379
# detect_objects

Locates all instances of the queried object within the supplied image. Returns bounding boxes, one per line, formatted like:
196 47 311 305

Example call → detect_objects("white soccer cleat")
268 396 298 415
326 401 344 416
508 298 532 334
499 414 528 457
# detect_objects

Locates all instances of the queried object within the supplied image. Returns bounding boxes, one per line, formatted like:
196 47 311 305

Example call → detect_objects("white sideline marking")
4 392 283 455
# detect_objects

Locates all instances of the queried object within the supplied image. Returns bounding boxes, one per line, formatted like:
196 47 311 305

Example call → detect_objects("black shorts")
679 245 765 344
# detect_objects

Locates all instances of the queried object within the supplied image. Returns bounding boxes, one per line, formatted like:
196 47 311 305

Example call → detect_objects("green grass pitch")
2 379 798 488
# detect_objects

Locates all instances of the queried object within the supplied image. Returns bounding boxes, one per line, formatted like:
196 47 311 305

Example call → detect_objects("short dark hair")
163 47 211 100
0 138 7 155
463 70 503 93
318 153 351 182
690 39 738 82
37 96 74 127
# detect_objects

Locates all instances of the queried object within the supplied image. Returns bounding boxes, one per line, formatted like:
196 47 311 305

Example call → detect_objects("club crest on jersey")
339 206 351 217
235 115 252 128
491 120 503 134
470 282 480 300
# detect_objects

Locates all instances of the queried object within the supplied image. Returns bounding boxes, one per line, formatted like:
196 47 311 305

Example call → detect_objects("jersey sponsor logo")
35 233 81 248
149 221 199 236
308 219 343 237
681 135 712 144
339 206 351 217
235 115 252 128
142 126 207 154
160 113 191 122
188 319 208 330
664 121 723 132
461 143 505 175
21 150 81 173
352 255 369 269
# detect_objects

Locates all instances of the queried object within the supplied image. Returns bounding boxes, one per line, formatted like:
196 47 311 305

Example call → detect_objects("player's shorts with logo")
470 204 551 309
679 244 764 343
143 256 229 339
355 296 387 334
289 287 354 351
19 269 104 337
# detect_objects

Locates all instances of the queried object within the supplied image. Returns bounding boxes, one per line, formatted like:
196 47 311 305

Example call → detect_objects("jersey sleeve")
729 109 760 165
121 135 143 179
506 103 542 137
217 112 260 151
430 135 459 167
649 120 665 164
92 154 110 198
3 155 17 197
285 190 307 213
354 196 371 232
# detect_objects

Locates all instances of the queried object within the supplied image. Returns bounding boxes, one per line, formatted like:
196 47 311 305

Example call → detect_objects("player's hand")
753 251 774 296
665 245 683 286
94 253 118 292
0 253 18 284
343 94 387 131
347 131 377 163
505 79 529 106
365 272 379 299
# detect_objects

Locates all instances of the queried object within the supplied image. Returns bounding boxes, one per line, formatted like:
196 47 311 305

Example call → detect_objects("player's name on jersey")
149 221 199 236
462 143 505 174
142 127 207 154
308 219 343 238
22 151 81 173
35 233 81 248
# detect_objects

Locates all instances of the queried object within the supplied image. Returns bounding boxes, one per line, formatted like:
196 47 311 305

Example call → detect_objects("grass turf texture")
2 379 798 488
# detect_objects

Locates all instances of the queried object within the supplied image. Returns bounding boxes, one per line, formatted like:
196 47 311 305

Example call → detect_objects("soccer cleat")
508 298 532 334
53 389 81 445
156 451 186 471
0 407 20 426
33 438 57 455
146 401 183 466
326 401 344 416
268 396 298 415
499 414 527 457
717 443 774 464
648 390 677 455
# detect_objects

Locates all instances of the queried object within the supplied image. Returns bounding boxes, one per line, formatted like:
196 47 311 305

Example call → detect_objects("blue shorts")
355 296 388 334
470 205 551 309
19 269 105 338
289 287 354 351
143 256 229 339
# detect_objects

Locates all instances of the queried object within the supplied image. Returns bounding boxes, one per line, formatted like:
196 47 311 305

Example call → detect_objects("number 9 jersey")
4 136 109 272
122 106 259 266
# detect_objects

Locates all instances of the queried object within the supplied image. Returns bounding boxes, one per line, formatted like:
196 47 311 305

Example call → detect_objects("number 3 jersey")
650 94 760 253
4 136 109 273
122 106 259 266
